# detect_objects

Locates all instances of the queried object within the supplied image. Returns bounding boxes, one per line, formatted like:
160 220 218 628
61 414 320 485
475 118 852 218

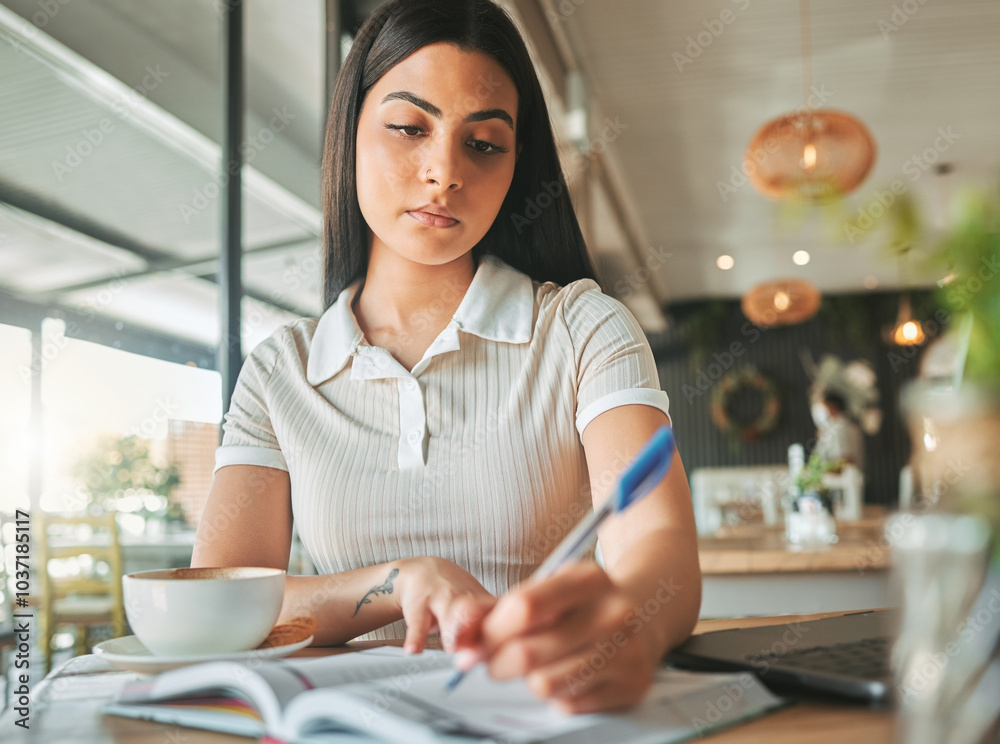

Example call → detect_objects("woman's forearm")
604 527 702 661
279 561 409 646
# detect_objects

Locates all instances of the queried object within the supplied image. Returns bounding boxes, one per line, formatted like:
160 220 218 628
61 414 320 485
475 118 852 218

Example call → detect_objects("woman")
192 0 701 714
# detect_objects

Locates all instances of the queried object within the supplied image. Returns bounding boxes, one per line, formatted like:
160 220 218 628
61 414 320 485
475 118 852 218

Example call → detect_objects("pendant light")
886 294 926 346
885 164 952 346
746 0 876 201
741 226 822 328
742 278 822 327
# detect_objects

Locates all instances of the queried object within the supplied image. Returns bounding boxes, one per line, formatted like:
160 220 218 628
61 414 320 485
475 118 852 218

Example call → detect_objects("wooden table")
698 516 893 618
0 610 893 743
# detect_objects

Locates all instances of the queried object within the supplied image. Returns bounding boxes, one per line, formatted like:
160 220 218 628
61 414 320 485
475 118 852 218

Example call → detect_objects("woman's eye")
385 123 423 137
383 123 507 155
469 139 507 155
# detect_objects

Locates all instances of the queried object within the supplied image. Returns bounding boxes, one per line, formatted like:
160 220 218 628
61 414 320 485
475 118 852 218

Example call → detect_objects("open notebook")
102 647 785 743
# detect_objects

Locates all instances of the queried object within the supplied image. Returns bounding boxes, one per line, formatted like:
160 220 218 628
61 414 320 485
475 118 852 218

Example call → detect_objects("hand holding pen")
443 424 676 693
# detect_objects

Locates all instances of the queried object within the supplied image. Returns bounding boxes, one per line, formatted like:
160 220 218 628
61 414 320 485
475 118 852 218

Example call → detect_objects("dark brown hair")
320 0 599 309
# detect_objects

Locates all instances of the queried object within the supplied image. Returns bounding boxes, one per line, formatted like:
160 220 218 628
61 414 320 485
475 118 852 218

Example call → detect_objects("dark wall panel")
651 292 929 507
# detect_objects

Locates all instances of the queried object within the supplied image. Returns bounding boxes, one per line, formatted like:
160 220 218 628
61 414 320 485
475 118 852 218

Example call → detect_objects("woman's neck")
352 246 476 340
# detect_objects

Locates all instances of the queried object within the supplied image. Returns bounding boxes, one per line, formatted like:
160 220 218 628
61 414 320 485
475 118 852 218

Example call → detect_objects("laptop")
665 609 896 703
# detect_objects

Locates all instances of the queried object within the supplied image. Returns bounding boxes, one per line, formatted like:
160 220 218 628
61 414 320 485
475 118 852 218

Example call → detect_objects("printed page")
358 665 598 742
108 661 307 733
292 665 784 744
275 647 457 693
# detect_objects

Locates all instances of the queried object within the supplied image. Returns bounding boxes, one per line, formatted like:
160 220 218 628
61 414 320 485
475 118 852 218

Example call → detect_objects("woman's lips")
407 210 459 228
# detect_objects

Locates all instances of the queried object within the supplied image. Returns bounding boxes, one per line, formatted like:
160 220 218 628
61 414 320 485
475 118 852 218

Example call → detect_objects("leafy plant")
793 452 840 514
795 451 840 495
74 434 181 517
932 184 1000 386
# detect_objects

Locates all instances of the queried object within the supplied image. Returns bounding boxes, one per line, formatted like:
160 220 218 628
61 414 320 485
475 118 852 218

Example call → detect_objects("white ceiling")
559 0 1000 300
0 0 997 348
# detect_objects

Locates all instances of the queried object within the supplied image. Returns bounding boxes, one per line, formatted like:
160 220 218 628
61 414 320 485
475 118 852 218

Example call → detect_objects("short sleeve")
561 281 671 437
213 334 289 474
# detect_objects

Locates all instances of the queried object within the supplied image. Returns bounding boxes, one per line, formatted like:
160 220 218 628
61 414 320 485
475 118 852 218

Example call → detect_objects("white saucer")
93 634 314 673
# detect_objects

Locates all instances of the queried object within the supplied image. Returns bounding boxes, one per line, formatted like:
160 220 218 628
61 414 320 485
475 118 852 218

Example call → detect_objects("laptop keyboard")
761 636 892 679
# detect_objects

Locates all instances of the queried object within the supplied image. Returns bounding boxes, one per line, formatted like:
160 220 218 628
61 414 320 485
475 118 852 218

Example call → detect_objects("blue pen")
443 424 676 693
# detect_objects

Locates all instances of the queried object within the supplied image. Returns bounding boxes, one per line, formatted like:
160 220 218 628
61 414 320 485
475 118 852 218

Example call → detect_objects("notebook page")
274 648 456 693
337 665 784 744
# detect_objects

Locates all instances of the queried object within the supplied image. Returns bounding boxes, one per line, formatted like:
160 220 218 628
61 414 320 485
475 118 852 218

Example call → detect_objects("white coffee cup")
122 566 286 656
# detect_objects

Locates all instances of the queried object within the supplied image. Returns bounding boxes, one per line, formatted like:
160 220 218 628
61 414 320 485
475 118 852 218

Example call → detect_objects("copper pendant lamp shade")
741 279 822 327
746 109 877 201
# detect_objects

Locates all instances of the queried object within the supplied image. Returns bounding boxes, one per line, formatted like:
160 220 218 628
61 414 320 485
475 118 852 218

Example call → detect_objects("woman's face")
355 42 520 268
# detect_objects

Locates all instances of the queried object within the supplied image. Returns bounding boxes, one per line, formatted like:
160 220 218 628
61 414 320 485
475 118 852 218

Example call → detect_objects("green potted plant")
74 434 182 533
869 178 1000 742
908 181 1000 545
794 451 838 512
783 451 839 546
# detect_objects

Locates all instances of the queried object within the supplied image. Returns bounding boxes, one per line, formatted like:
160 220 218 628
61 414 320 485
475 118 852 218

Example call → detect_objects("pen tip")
443 670 464 693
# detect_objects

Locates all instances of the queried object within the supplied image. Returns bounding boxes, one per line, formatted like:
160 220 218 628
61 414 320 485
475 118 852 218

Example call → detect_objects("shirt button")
407 429 421 444
405 379 417 392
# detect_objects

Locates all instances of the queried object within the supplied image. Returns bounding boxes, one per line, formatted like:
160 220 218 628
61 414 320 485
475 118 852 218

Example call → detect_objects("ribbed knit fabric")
214 256 670 640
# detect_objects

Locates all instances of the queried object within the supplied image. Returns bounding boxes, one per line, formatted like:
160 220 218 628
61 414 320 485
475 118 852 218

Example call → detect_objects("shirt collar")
306 254 534 386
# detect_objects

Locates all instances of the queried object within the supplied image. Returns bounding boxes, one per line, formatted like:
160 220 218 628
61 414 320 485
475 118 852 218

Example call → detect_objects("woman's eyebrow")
381 90 514 131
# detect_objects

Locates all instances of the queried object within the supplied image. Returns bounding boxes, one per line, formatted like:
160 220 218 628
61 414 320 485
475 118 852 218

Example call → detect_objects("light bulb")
792 250 810 266
802 143 817 171
773 291 791 312
716 255 734 270
893 320 925 345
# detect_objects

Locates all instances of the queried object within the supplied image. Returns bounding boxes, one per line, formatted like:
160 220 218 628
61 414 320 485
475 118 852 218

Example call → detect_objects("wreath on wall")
710 366 781 443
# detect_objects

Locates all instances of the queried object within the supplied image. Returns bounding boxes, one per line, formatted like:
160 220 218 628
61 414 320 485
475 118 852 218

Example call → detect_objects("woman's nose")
422 138 463 190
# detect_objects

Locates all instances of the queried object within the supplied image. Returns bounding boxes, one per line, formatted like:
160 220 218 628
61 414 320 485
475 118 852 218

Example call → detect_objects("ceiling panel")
0 2 323 347
562 0 1000 300
0 21 319 263
0 206 147 293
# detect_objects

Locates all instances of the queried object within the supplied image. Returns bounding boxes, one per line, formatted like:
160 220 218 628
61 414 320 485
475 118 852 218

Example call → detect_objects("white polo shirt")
215 254 670 639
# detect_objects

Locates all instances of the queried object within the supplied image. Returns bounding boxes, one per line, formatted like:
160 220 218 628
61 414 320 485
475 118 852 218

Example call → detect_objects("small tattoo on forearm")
353 568 400 616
